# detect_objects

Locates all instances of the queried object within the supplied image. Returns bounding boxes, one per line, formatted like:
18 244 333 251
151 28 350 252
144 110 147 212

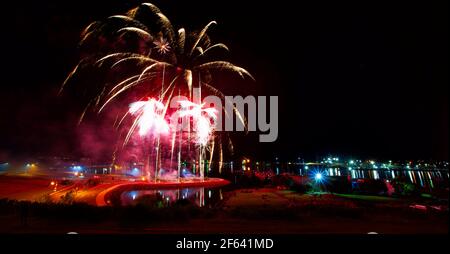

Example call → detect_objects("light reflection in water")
120 187 222 207
252 164 447 189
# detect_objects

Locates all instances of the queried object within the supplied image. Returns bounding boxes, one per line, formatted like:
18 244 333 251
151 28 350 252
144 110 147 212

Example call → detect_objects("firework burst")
61 2 254 180
177 100 217 146
153 37 171 54
128 98 169 136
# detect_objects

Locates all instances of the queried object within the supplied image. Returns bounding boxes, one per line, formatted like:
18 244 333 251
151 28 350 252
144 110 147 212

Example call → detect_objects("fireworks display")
61 2 253 181
128 98 169 137
177 100 217 146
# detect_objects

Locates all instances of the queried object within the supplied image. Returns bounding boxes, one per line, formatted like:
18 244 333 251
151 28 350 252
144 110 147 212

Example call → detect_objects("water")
119 187 223 207
258 164 448 189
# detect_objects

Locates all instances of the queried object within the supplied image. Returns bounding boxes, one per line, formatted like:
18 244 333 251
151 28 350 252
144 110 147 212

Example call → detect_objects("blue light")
181 168 194 177
71 165 83 171
129 191 138 200
315 173 323 181
130 168 140 177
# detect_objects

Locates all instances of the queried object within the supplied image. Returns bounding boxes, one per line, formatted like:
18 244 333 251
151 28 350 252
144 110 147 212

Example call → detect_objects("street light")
315 173 323 181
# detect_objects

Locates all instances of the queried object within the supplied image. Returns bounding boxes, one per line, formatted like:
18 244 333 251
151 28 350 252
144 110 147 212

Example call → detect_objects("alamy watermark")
167 88 278 142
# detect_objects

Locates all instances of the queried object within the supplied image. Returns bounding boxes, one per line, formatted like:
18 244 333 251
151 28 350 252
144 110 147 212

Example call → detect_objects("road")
0 174 117 205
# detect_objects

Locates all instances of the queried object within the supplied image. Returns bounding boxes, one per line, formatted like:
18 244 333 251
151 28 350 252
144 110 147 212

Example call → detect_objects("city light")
71 165 83 171
315 173 323 181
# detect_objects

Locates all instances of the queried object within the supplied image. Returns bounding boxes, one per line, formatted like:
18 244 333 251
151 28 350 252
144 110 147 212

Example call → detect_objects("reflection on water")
348 169 444 188
301 166 447 188
120 187 223 207
263 163 448 189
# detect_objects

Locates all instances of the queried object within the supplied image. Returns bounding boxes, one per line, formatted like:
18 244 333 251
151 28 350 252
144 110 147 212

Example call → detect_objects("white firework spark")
153 37 171 54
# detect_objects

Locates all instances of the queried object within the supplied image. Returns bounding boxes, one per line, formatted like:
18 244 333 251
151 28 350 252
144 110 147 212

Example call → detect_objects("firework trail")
63 2 253 108
177 100 217 146
61 2 254 180
128 98 169 136
175 100 217 179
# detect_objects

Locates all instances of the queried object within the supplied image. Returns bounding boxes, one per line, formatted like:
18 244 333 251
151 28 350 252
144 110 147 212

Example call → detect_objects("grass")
333 193 398 202
224 188 289 207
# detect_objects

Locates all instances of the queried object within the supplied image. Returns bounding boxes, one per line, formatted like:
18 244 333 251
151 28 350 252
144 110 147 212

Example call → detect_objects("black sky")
0 0 448 161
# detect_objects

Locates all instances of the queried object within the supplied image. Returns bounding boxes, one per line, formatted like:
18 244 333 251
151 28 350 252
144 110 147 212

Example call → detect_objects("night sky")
0 0 448 161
